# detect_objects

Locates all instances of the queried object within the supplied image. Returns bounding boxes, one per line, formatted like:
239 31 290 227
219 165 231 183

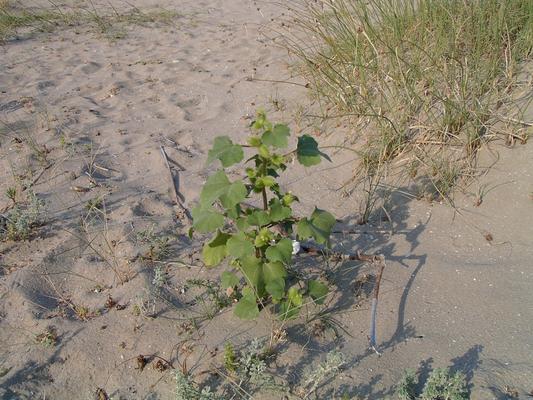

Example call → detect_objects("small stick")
368 256 385 355
159 146 191 222
93 163 119 173
27 162 54 188
300 245 386 353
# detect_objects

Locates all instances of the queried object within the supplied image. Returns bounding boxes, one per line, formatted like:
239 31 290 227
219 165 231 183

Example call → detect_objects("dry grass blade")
287 0 533 202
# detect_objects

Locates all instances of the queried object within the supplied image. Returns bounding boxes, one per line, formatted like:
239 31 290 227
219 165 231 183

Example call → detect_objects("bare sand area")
1 1 532 399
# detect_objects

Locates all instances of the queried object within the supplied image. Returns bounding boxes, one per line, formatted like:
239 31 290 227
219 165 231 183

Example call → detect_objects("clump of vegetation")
152 266 170 288
137 225 173 261
397 368 468 400
192 111 333 320
183 279 232 320
300 350 346 397
35 326 58 348
185 340 346 399
175 370 222 400
290 0 533 201
0 0 180 41
5 186 16 204
0 190 45 241
223 342 237 373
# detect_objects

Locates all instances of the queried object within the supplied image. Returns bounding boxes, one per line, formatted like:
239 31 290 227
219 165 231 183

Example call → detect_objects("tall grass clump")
288 0 533 200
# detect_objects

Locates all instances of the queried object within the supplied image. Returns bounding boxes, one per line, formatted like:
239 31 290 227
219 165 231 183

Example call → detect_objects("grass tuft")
0 2 180 41
289 0 533 200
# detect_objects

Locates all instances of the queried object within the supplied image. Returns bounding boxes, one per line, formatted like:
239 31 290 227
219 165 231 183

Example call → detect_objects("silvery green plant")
397 367 468 400
0 190 45 241
192 111 333 320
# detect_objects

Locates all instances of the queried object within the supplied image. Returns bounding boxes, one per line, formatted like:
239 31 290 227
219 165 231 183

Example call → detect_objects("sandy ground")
1 0 532 399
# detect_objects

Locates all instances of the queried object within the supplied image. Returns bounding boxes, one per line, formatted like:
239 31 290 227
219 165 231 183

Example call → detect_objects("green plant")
0 190 45 241
35 326 58 347
175 370 222 400
421 369 468 400
192 112 334 320
85 196 103 213
396 367 468 400
222 338 280 398
300 350 346 397
152 266 169 288
137 225 172 261
184 279 232 320
5 186 16 204
397 369 418 400
223 342 237 373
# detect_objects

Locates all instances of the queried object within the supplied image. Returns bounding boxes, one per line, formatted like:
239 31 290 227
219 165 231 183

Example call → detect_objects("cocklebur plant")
191 111 334 320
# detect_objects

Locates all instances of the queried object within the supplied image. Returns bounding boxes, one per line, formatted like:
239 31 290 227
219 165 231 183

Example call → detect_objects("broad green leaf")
265 238 293 264
191 205 224 233
240 255 264 295
263 261 287 283
296 208 336 245
202 231 231 267
247 210 271 226
226 232 254 258
279 287 303 320
221 271 240 289
225 205 240 220
269 198 292 222
296 219 313 241
266 278 285 301
308 280 329 304
296 135 331 167
236 217 250 230
200 170 231 206
262 124 290 148
219 180 247 209
234 287 259 320
207 136 244 167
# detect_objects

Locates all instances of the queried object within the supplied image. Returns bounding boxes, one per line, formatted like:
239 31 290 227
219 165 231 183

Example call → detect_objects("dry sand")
1 0 532 399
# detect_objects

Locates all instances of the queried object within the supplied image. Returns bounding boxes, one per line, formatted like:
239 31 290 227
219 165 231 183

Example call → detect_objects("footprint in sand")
80 62 103 75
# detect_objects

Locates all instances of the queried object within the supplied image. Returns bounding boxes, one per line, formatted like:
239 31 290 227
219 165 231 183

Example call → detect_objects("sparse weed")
85 196 103 213
132 294 157 318
184 279 232 319
5 186 16 204
220 338 280 398
223 342 237 373
397 367 468 400
175 370 222 400
0 190 45 241
34 326 58 347
137 225 172 261
152 266 169 288
300 350 346 398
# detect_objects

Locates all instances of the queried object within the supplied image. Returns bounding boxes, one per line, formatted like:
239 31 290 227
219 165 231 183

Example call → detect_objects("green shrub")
397 367 468 400
192 112 333 320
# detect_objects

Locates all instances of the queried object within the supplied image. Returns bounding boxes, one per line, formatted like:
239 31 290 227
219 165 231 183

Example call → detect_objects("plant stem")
262 188 268 210
260 158 268 210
